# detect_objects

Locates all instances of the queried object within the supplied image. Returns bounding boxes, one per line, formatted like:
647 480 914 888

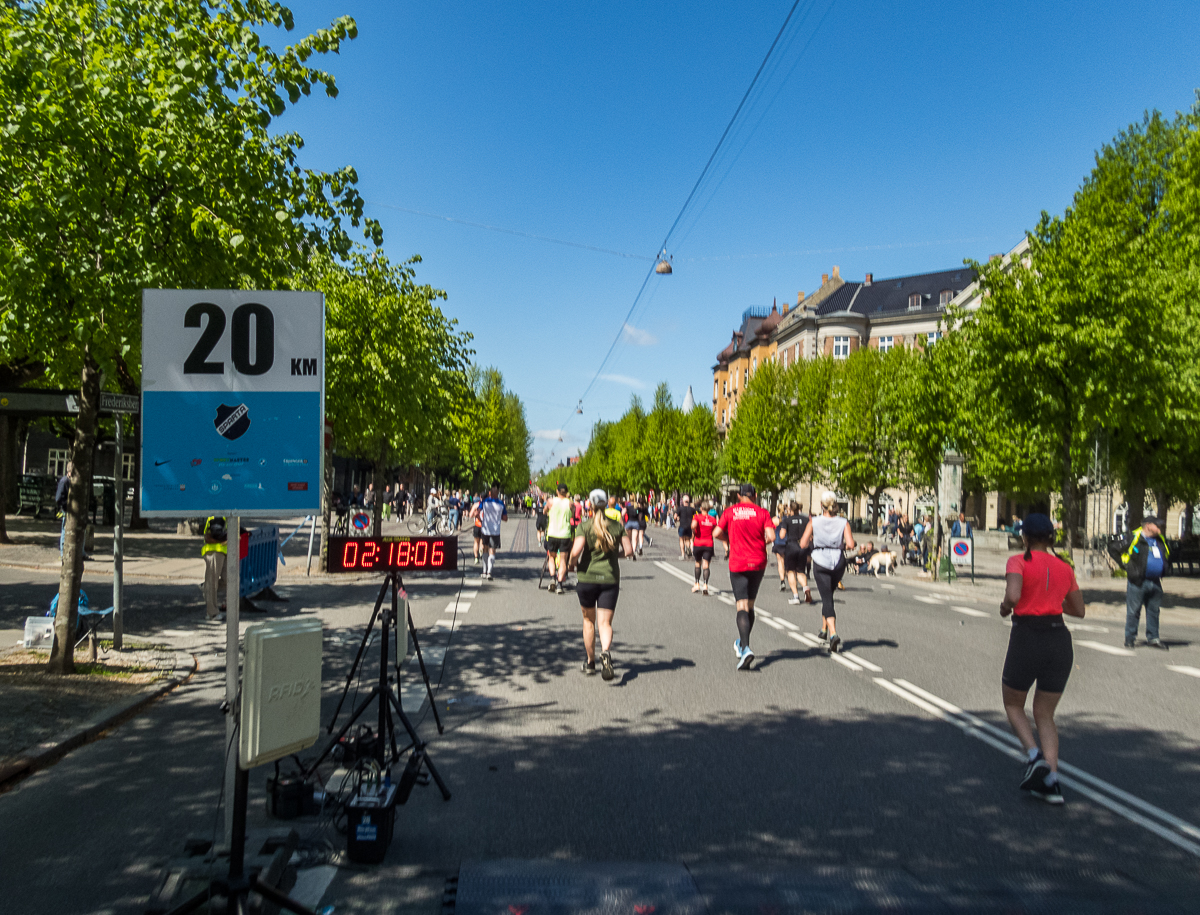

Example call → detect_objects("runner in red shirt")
691 499 718 596
714 483 776 670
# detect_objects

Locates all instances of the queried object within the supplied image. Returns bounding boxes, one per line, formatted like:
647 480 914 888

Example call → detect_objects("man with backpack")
1121 516 1171 650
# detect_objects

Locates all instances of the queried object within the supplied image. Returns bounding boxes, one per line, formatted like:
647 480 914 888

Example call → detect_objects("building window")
122 453 135 481
833 336 850 359
47 448 69 477
743 368 748 387
794 343 800 363
908 293 922 310
878 336 893 353
927 331 943 346
939 289 953 306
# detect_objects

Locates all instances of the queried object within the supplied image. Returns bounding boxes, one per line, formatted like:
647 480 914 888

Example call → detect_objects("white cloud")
621 323 657 346
533 429 565 440
599 373 645 389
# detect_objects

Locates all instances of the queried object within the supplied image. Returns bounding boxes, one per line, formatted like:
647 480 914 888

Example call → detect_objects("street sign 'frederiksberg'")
140 289 324 518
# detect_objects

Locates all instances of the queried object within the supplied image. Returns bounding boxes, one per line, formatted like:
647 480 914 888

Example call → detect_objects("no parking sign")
950 537 973 567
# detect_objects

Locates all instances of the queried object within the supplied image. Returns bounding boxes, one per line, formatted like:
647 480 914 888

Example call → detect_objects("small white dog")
868 551 896 577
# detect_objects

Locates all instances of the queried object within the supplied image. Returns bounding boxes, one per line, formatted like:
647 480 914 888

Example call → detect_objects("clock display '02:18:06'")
328 537 456 572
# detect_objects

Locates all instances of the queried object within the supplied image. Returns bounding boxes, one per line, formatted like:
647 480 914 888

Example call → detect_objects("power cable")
560 0 819 432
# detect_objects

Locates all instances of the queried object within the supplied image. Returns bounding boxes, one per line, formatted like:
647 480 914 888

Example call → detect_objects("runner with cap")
1000 512 1086 805
469 482 508 581
544 483 575 595
569 489 633 681
714 483 776 670
800 491 855 652
691 499 718 595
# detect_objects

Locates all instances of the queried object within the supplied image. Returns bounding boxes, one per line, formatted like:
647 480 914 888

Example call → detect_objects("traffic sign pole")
113 415 124 650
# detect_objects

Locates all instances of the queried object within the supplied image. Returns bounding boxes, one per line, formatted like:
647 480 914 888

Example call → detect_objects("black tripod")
305 570 450 800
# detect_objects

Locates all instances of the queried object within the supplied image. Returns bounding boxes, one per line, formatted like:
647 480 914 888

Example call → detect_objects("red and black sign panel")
326 537 457 573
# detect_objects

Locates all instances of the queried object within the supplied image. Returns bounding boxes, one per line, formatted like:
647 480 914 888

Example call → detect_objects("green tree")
722 360 799 512
0 0 379 672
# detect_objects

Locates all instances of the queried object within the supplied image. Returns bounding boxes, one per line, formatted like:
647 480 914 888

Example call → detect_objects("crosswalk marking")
444 601 471 614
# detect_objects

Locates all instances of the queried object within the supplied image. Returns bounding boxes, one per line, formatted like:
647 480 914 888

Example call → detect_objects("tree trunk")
49 352 101 674
870 488 883 537
1124 459 1147 531
769 489 778 514
1153 489 1171 527
372 446 386 537
1059 433 1076 560
0 416 11 543
1184 502 1195 542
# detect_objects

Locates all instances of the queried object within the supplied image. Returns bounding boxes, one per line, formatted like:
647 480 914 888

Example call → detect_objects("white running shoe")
737 645 755 670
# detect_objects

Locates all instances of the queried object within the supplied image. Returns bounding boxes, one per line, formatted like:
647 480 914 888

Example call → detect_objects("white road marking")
461 590 479 599
1168 665 1200 679
444 602 470 614
829 652 863 672
759 617 785 630
913 595 945 605
788 632 822 648
841 651 883 672
950 606 988 618
718 595 735 606
883 678 1200 856
879 583 896 590
432 618 456 629
1065 622 1109 633
775 617 800 631
1077 639 1136 657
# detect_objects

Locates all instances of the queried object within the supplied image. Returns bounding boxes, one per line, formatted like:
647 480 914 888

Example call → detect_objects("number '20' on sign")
184 302 274 375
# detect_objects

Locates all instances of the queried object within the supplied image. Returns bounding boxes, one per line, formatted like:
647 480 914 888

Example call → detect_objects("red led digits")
327 537 456 573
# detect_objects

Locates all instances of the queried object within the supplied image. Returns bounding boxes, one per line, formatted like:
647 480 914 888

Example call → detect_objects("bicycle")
408 506 454 535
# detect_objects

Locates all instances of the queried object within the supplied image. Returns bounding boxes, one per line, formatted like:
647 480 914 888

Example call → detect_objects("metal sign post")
113 415 124 650
141 289 324 849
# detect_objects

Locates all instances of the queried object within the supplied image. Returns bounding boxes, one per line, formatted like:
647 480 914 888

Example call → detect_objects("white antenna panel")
240 618 323 768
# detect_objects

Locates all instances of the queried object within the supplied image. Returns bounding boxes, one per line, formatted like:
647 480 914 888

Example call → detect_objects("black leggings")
812 562 845 620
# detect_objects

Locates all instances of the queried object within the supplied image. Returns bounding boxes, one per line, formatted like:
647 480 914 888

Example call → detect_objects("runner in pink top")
714 483 776 670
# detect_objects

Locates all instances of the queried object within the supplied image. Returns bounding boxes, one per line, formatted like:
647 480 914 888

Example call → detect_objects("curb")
0 651 198 791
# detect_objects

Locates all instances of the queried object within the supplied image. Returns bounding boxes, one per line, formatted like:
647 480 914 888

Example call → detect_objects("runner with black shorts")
714 483 775 670
800 491 855 652
782 501 812 605
569 489 633 681
1000 512 1085 805
469 483 508 581
772 505 789 591
636 498 649 555
691 500 718 594
544 483 575 595
471 493 484 565
676 495 696 560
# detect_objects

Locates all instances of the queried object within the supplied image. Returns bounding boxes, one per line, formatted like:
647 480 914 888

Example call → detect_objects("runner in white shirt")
469 482 508 580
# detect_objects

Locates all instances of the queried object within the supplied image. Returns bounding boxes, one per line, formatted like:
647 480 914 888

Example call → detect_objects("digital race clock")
326 536 458 573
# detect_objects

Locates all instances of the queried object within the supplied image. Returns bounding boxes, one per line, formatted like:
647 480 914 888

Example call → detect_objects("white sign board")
140 289 324 517
949 537 973 567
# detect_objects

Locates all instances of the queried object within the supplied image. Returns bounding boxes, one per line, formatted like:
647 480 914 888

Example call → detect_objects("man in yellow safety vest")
203 516 228 621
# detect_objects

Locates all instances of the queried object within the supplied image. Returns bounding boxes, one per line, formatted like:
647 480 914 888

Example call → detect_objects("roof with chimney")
715 302 784 364
780 267 977 323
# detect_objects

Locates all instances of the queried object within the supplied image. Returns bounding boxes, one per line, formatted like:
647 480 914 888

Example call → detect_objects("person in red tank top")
999 512 1086 805
691 499 718 595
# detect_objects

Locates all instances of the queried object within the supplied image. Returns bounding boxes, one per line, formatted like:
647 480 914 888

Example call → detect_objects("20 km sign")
140 289 324 518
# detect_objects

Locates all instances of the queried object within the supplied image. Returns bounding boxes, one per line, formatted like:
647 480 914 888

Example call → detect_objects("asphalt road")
3 518 1199 913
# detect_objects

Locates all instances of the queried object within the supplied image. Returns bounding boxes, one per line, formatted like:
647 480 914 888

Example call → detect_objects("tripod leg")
406 607 444 734
326 577 388 731
387 690 451 801
303 687 383 778
418 747 453 801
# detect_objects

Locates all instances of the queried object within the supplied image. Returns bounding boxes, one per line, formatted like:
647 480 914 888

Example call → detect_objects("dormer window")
939 289 953 306
908 293 922 310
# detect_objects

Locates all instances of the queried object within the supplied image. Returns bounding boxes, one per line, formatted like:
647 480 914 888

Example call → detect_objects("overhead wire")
560 0 827 433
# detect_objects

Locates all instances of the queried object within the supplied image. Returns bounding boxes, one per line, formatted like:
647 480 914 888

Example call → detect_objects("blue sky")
274 0 1200 474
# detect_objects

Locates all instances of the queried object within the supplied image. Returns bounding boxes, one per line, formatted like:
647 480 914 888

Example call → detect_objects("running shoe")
817 628 828 642
702 585 709 596
581 658 596 675
828 633 841 653
737 645 755 670
734 638 743 658
638 547 644 556
1124 639 1135 648
1030 773 1065 805
780 579 786 591
600 651 615 681
556 582 565 595
787 596 800 606
631 554 638 561
691 583 702 593
1147 637 1169 650
486 573 494 581
804 588 813 604
1020 752 1051 792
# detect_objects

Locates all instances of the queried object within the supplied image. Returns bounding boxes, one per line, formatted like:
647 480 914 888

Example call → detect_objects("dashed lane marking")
1077 639 1136 657
950 605 989 618
913 595 945 605
1168 665 1200 679
759 617 786 630
1065 621 1110 633
841 651 883 672
829 652 864 672
444 602 471 614
461 590 479 599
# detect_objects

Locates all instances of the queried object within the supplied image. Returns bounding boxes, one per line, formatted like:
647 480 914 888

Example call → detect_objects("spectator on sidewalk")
952 512 973 538
202 516 228 621
1122 515 1170 650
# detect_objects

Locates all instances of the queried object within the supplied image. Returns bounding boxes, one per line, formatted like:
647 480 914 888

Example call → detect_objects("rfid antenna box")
240 618 323 768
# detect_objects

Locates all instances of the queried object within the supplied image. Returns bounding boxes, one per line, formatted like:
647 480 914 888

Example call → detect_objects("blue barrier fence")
240 525 279 598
